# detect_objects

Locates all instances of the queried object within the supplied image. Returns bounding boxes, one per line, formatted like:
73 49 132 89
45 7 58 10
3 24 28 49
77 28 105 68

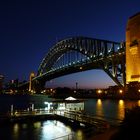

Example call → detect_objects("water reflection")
138 100 140 106
33 122 41 129
118 100 125 119
13 123 19 133
41 121 72 140
22 124 27 129
96 99 104 117
13 123 19 139
1 96 140 139
76 130 83 140
0 120 86 140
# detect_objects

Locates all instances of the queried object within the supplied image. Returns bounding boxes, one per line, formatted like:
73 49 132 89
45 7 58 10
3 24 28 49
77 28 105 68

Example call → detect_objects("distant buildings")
0 74 4 91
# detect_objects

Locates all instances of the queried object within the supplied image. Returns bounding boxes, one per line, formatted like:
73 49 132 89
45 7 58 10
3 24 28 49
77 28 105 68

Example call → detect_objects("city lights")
97 89 102 94
119 89 123 94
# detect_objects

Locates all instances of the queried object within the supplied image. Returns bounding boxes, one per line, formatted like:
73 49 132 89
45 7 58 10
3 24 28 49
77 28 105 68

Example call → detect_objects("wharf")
0 109 122 137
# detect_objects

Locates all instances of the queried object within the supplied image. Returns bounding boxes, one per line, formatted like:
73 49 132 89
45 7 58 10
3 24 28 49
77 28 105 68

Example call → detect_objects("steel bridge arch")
37 36 125 87
38 37 92 75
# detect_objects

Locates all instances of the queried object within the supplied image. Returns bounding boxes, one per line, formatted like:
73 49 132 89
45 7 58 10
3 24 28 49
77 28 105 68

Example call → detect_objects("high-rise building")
126 12 140 84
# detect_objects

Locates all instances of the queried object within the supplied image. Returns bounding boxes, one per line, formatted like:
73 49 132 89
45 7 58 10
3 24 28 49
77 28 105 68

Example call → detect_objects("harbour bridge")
19 36 126 92
19 12 140 92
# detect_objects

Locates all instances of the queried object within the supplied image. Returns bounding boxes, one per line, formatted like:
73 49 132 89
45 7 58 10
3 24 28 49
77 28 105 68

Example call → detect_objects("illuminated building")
126 12 140 83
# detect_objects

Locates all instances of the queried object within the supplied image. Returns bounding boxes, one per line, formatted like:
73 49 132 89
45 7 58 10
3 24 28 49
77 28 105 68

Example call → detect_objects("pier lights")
44 102 53 110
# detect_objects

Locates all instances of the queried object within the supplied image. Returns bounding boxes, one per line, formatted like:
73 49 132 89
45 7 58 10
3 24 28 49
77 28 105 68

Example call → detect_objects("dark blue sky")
0 0 140 88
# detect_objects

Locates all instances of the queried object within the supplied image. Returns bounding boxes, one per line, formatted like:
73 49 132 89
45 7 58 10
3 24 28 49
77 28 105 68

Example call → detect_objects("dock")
0 109 122 139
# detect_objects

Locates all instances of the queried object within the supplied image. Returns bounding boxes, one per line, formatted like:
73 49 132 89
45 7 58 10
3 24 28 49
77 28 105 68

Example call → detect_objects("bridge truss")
35 37 125 88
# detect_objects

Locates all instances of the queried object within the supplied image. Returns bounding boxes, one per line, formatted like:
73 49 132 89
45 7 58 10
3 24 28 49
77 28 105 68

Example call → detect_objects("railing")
6 109 122 126
1 108 123 129
63 111 109 133
62 110 122 127
51 133 75 140
8 109 65 116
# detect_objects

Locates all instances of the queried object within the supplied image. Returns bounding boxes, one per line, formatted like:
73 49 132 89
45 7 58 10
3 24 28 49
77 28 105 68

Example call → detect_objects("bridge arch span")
36 36 125 88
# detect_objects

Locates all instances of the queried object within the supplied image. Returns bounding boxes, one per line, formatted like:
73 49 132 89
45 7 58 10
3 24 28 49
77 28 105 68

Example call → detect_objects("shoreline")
1 93 140 100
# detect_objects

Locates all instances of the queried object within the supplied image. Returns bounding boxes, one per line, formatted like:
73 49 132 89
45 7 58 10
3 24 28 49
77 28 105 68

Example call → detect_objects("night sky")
0 0 140 89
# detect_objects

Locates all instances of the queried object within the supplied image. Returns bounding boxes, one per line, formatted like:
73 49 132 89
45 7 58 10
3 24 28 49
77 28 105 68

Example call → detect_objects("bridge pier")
125 12 140 94
29 72 35 92
126 12 140 84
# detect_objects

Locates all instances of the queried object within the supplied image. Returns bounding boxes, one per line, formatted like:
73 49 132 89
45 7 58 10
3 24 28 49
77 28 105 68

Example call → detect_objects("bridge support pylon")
126 12 140 84
29 72 35 93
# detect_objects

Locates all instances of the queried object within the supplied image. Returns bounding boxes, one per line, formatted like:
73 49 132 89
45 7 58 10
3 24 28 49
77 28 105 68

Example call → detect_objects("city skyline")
0 0 140 88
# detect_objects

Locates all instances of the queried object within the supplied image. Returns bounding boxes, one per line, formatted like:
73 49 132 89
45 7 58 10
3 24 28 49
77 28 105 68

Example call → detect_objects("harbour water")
0 94 140 139
0 120 85 140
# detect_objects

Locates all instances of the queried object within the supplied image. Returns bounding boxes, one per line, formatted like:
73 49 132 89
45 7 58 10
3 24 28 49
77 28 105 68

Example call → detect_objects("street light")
97 89 102 94
119 89 123 94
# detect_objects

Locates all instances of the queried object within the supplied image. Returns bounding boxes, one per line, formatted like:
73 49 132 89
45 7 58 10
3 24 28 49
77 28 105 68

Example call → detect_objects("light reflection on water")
13 123 19 140
96 99 104 117
1 96 140 139
117 100 125 119
1 120 84 140
41 121 72 140
138 100 140 106
85 99 140 120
